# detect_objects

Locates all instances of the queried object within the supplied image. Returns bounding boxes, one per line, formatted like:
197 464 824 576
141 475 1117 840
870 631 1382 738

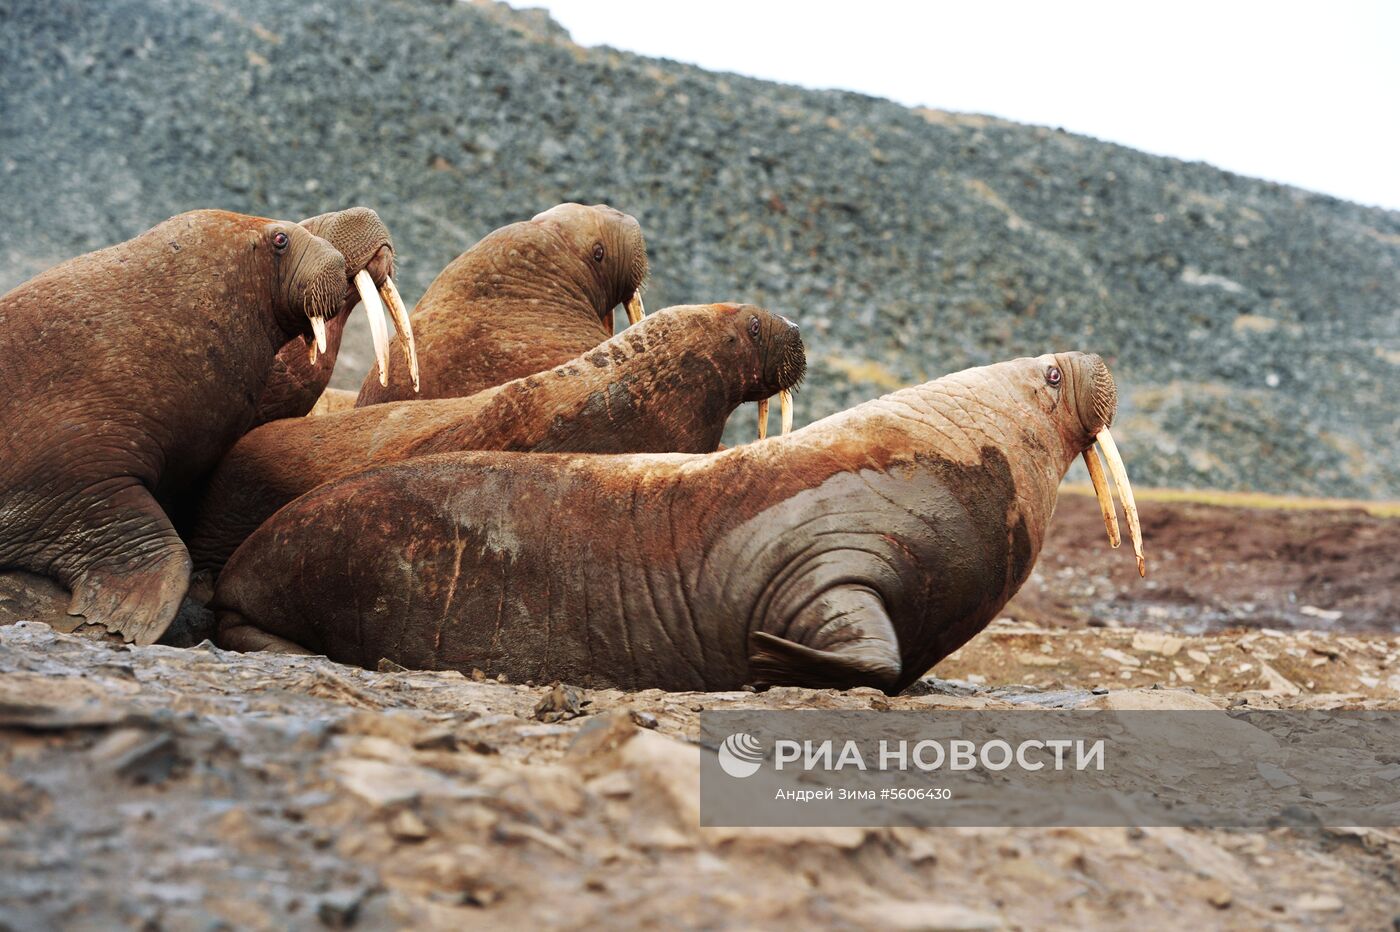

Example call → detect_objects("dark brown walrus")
212 353 1145 692
0 210 349 646
187 303 806 576
252 207 418 427
355 202 648 406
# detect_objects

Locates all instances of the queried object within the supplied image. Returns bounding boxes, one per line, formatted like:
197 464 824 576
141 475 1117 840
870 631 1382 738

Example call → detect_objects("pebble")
388 809 431 842
1294 893 1344 913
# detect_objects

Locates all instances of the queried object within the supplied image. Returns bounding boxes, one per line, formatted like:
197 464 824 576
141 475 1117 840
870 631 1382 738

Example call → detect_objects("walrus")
0 210 350 646
354 202 648 406
212 352 1144 692
252 207 419 426
186 303 805 576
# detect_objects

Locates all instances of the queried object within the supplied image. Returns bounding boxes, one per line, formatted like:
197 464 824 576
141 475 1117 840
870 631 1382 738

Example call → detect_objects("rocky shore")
3 618 1399 930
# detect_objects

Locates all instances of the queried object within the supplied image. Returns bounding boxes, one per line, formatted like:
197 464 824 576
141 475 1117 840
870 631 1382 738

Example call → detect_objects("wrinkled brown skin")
214 353 1119 693
252 207 396 426
0 210 348 646
355 203 649 406
187 304 805 575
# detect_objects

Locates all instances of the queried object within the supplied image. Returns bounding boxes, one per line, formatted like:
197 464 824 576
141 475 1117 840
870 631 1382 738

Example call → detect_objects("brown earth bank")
1009 492 1400 634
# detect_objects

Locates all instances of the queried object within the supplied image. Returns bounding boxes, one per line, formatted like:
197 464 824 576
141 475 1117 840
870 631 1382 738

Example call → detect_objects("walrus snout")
300 208 419 392
293 242 349 356
1087 354 1117 435
756 315 807 440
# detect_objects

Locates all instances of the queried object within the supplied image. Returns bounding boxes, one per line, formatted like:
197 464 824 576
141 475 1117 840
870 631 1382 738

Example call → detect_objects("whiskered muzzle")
755 328 806 441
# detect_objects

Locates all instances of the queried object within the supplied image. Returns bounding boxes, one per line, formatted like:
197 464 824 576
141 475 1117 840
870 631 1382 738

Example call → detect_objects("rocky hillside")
3 0 1397 497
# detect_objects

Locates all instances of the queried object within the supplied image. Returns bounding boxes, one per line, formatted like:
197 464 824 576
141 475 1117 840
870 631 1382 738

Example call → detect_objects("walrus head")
263 223 347 346
1038 351 1143 576
725 305 805 440
300 207 419 391
531 203 650 327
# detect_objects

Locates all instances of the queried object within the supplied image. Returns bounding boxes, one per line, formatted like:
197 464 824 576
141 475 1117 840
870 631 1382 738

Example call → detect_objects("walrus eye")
592 243 605 263
748 316 761 340
1046 365 1062 386
272 231 289 253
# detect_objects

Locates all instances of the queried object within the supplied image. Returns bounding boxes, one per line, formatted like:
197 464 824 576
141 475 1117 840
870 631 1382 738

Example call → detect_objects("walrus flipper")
748 586 901 692
215 617 317 655
63 485 191 647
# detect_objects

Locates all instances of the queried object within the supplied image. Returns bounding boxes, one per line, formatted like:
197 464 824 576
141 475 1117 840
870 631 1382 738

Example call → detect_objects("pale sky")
536 0 1400 211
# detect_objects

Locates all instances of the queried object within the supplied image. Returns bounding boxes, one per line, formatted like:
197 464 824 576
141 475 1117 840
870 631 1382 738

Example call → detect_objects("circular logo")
718 732 764 778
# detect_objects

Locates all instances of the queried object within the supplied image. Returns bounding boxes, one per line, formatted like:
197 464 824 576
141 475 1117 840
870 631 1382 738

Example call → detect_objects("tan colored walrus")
0 210 349 645
213 352 1143 691
355 203 648 406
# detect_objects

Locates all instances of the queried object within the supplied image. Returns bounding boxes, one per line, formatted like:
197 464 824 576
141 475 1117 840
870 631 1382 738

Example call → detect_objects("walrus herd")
0 202 1143 693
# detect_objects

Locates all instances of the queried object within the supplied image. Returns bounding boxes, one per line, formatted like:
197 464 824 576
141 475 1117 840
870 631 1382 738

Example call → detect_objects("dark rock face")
2 0 1397 496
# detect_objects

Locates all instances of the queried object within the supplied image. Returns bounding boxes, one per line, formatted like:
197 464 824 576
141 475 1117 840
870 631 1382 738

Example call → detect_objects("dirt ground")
1009 491 1400 634
2 495 1399 929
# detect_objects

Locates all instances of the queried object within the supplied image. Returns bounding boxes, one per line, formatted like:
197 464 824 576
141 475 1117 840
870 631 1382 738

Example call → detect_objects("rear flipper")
747 585 902 693
63 484 191 646
217 615 316 655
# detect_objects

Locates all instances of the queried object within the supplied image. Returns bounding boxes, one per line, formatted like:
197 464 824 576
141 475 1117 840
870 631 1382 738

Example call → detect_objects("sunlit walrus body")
187 304 806 575
214 353 1142 692
0 211 349 646
356 203 649 406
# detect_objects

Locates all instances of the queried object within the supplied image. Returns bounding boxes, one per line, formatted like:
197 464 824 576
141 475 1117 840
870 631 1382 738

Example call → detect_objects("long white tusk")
307 335 319 366
1096 428 1145 577
310 315 328 354
1082 446 1121 549
780 389 793 435
355 269 390 387
757 397 769 440
380 276 420 392
625 292 646 326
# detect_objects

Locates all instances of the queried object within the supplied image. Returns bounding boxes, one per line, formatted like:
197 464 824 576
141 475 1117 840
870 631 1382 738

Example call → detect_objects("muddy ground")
1 496 1399 929
1009 491 1399 634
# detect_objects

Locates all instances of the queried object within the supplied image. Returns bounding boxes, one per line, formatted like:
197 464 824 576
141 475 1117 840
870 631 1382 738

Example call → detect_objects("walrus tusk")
757 397 770 440
1095 428 1145 577
355 270 391 387
379 277 420 392
780 389 793 435
307 336 319 366
625 292 646 326
309 315 328 354
1082 446 1121 549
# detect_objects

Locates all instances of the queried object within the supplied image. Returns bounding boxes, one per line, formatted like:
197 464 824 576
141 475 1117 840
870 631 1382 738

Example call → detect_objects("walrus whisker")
1095 428 1145 577
757 397 770 440
355 269 392 387
1081 446 1121 549
625 292 646 326
379 277 420 392
780 389 793 435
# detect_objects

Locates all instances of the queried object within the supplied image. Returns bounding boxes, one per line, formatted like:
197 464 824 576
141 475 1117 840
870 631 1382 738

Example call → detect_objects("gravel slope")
2 0 1397 496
